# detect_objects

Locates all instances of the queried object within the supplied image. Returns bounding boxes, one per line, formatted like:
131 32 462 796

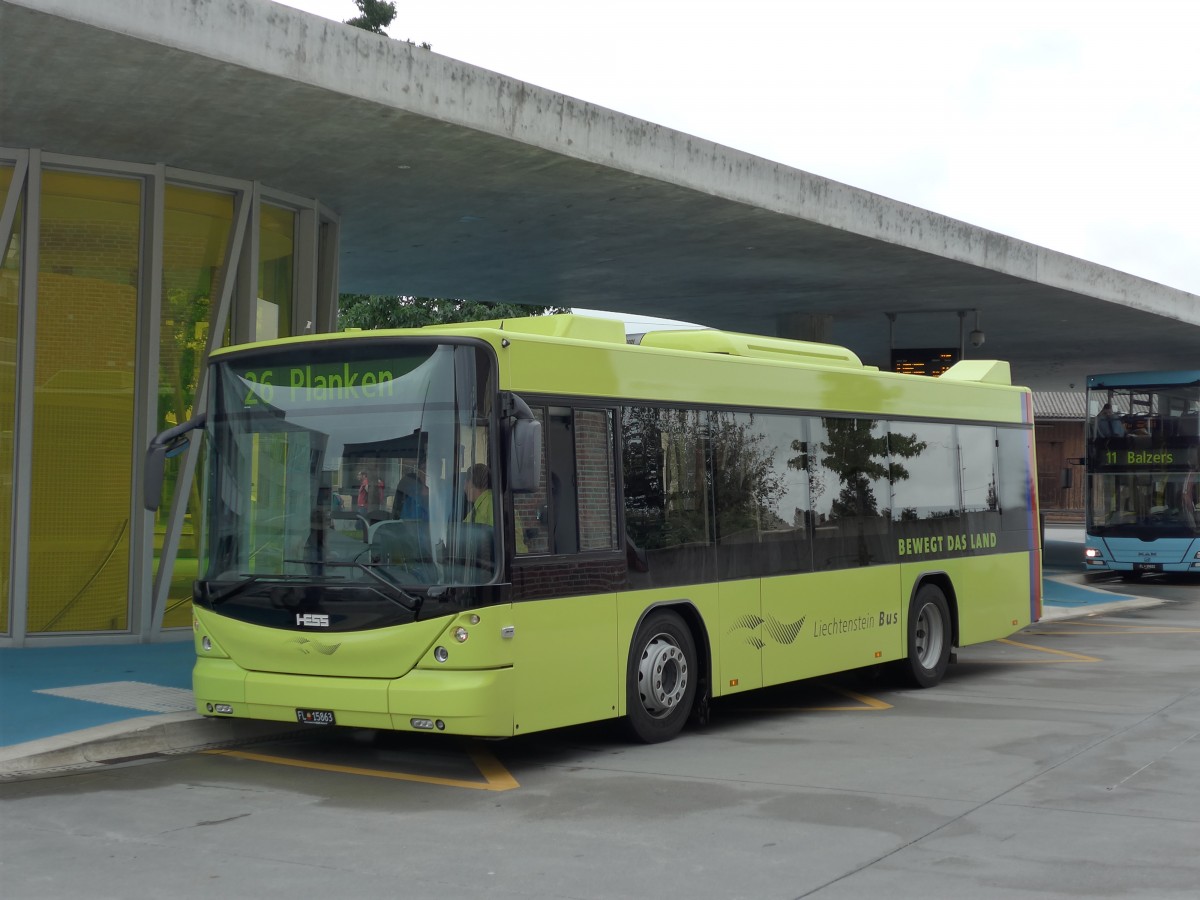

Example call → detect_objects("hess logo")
296 613 330 627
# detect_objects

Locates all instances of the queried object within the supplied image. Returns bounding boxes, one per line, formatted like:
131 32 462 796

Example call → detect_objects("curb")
0 713 305 780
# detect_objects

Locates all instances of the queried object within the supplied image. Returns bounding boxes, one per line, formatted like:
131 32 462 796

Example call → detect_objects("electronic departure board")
891 348 959 377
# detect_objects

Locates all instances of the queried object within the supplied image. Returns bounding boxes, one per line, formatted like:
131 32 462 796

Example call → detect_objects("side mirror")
1060 467 1073 490
502 392 543 493
144 413 206 511
509 417 543 493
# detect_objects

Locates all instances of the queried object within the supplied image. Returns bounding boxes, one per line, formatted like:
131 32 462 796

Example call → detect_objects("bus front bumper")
193 657 515 737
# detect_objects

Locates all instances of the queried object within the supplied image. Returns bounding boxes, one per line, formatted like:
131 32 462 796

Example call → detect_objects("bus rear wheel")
896 583 951 689
626 609 697 743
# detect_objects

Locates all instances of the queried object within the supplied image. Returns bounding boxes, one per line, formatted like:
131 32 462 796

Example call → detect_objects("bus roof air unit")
638 329 864 369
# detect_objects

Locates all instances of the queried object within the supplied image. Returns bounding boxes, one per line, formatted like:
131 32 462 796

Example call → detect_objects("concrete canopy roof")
3 0 1197 390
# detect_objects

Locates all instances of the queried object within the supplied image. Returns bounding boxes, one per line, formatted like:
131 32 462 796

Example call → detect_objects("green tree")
820 418 925 519
338 294 567 330
344 0 396 35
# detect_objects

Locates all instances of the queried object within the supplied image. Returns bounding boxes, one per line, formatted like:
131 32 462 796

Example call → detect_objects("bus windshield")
1086 379 1200 539
199 340 498 626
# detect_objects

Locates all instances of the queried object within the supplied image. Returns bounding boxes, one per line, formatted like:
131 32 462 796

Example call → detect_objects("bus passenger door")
717 581 763 695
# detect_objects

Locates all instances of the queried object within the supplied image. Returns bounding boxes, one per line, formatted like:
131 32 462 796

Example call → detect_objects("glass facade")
257 204 295 340
28 171 141 633
0 152 339 644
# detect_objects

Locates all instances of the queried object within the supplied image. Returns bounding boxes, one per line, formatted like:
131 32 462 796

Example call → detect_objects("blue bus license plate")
296 708 336 725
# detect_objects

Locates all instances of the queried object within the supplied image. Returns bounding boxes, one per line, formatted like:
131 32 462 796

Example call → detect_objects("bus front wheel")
896 583 951 689
626 609 697 743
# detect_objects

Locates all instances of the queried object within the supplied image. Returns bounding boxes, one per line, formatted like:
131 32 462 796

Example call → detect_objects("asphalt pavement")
0 527 1154 779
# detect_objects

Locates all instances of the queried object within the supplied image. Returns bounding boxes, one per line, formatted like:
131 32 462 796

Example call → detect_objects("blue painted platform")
0 641 193 748
1042 576 1136 607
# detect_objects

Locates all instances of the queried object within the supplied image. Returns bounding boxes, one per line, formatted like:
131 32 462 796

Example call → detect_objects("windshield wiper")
283 559 424 615
206 572 346 606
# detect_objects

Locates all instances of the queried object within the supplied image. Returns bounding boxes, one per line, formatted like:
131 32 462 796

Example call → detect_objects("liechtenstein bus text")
155 315 1043 743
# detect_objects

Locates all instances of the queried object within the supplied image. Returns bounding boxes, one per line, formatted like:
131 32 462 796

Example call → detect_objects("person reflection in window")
357 470 370 517
393 468 429 521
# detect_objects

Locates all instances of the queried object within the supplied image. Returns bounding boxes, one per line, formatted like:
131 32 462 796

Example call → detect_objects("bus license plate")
1134 563 1161 573
296 708 336 726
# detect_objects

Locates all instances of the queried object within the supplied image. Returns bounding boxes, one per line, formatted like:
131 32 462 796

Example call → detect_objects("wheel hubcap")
914 602 945 669
637 632 688 718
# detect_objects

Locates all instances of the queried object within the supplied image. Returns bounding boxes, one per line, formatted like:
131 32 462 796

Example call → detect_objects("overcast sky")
276 0 1198 298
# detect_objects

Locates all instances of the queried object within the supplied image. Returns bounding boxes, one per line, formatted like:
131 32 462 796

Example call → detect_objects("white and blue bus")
1084 370 1200 579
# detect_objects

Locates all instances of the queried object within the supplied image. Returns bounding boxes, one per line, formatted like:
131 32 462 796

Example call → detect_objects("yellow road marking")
465 744 521 790
809 684 894 711
994 637 1101 663
204 742 519 791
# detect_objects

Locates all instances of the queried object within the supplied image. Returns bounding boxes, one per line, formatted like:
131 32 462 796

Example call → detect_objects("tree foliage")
344 0 396 35
820 418 925 519
337 294 569 331
710 412 787 537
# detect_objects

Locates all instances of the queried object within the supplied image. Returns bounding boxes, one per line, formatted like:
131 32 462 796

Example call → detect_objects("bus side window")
623 406 716 587
515 406 618 557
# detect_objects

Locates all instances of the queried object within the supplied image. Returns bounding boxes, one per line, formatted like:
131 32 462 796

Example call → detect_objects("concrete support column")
776 312 833 343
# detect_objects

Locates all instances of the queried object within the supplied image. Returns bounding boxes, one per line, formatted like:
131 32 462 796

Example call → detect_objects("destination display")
1098 448 1185 467
235 362 405 404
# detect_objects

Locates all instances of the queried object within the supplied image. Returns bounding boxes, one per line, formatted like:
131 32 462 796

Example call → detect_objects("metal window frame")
0 151 30 641
149 186 250 634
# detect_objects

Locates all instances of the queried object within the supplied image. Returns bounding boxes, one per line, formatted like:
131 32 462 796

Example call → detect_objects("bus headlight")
454 626 469 643
1084 548 1100 558
434 646 449 663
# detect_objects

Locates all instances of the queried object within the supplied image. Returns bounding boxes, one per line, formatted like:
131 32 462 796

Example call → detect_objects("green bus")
147 315 1042 743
